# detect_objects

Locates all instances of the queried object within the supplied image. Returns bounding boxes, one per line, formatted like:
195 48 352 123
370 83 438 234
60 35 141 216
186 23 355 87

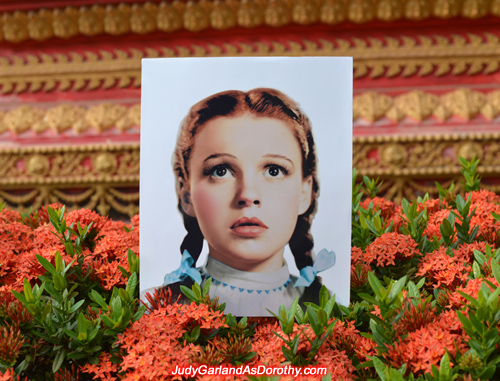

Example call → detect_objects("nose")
235 174 261 208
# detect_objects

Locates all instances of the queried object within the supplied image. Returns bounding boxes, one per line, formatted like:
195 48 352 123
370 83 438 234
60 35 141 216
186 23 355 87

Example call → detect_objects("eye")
264 165 286 178
205 164 233 179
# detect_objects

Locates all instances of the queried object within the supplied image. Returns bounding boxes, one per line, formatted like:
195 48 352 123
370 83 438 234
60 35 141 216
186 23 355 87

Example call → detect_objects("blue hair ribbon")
294 248 336 287
163 250 203 286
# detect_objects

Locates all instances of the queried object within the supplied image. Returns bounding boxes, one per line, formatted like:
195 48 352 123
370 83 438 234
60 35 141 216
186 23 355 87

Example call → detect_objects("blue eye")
204 164 233 179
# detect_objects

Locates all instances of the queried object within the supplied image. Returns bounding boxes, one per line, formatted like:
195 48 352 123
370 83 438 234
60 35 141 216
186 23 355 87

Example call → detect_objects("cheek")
192 186 222 224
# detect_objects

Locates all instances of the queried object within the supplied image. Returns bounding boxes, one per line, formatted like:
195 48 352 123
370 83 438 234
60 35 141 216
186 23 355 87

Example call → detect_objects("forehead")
191 114 302 158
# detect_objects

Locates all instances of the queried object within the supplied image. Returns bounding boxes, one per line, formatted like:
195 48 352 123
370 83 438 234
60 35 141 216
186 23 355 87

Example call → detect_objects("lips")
231 217 268 237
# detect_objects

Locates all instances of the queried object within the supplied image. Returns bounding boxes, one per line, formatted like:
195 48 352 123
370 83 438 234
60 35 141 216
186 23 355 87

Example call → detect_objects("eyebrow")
263 154 295 168
203 153 237 162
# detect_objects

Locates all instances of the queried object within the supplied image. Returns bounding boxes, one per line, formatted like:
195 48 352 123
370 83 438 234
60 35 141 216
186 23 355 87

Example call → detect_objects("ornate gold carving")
354 89 500 123
380 144 407 167
405 0 431 20
0 185 139 217
353 133 500 180
0 144 139 187
1 135 500 212
26 155 50 177
377 0 403 21
0 103 139 135
353 92 393 122
1 0 499 42
2 33 500 93
92 153 118 175
0 88 498 135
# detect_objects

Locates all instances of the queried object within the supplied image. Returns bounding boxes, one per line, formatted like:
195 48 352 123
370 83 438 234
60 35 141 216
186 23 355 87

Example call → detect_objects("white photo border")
140 57 353 308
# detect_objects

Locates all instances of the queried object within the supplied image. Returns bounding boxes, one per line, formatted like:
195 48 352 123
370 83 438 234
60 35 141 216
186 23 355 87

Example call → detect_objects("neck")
207 246 285 272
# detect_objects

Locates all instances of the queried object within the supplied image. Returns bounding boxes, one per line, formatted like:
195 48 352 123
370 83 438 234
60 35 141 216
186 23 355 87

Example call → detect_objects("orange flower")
360 197 396 220
365 232 419 267
417 247 470 290
386 325 467 375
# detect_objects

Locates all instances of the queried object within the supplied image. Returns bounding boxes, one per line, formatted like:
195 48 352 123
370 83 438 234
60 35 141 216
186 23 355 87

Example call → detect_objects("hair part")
173 88 319 278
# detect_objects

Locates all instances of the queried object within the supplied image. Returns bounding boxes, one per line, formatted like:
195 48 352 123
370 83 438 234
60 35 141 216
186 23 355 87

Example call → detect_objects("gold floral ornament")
211 0 237 30
441 88 486 121
26 155 50 177
265 0 291 27
2 11 28 43
131 2 157 34
320 0 346 24
92 152 118 175
52 7 78 39
457 142 483 162
27 9 53 41
493 0 500 15
394 91 439 122
44 104 88 134
116 105 141 132
404 0 431 20
157 2 183 32
86 103 127 133
353 92 393 122
4 106 45 134
462 0 490 18
292 0 319 25
380 143 408 168
183 1 210 32
433 0 462 18
238 0 264 28
104 3 131 36
78 5 105 36
376 0 403 21
348 0 375 23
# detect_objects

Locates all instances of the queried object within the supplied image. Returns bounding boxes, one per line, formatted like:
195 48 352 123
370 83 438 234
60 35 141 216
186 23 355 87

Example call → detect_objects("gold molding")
2 33 500 93
0 134 499 210
0 103 140 134
0 88 498 134
1 0 499 43
0 143 139 187
353 88 500 122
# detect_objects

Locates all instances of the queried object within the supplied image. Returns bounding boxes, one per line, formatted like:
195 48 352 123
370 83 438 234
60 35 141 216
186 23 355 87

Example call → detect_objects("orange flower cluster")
360 197 396 220
386 320 467 375
0 207 138 293
364 232 419 267
417 247 470 290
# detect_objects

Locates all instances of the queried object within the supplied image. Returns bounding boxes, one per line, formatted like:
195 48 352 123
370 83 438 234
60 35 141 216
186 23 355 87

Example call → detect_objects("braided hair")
168 88 322 307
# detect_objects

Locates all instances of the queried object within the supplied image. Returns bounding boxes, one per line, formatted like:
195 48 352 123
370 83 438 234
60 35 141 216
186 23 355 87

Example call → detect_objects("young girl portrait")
140 58 352 316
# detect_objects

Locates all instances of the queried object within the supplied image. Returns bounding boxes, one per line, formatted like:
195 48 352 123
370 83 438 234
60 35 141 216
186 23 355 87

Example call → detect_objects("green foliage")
181 278 226 313
269 287 336 366
9 206 145 379
460 156 481 192
455 264 500 380
359 273 408 352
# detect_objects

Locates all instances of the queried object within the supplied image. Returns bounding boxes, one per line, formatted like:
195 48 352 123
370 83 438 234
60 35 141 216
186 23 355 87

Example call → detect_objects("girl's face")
183 114 312 272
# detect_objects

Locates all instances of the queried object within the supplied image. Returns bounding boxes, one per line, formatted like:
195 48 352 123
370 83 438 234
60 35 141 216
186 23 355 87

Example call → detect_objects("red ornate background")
1 0 500 218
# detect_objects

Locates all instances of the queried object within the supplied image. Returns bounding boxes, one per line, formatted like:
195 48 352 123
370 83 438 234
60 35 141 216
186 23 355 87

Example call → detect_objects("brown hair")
173 88 319 275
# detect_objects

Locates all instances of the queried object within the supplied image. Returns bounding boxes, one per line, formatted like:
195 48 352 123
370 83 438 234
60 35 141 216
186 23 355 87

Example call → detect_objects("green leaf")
90 290 108 310
69 299 85 314
77 312 88 335
202 277 212 297
438 352 450 381
23 279 35 303
371 356 388 381
307 307 321 336
35 255 57 276
368 272 384 300
52 349 66 373
126 272 138 298
388 276 407 304
491 260 500 286
180 285 196 301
